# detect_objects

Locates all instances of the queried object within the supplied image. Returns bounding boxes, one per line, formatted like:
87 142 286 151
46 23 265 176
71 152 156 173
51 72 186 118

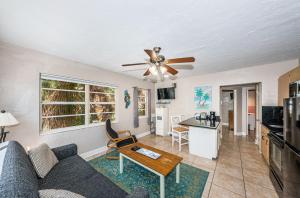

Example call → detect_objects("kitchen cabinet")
278 72 290 106
261 124 270 164
184 119 220 159
278 65 300 106
289 66 300 83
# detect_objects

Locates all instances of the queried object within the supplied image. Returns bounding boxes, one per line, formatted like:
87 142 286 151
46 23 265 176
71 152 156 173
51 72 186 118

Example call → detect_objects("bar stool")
170 115 189 152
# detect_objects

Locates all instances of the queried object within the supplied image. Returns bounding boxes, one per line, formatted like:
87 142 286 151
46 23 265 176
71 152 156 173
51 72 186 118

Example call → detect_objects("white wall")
0 42 155 154
155 59 298 120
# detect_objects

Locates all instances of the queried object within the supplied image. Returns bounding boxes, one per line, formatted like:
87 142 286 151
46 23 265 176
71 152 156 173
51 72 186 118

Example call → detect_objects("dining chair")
170 115 189 152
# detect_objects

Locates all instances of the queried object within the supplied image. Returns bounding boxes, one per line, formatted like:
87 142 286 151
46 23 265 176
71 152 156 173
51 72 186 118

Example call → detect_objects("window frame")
39 74 118 135
138 89 148 119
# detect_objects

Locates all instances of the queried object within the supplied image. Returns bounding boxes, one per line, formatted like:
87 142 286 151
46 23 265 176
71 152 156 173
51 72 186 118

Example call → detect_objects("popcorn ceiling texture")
0 0 299 79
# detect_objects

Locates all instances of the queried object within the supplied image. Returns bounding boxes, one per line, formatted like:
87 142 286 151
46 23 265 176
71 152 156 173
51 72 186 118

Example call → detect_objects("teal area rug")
88 151 209 198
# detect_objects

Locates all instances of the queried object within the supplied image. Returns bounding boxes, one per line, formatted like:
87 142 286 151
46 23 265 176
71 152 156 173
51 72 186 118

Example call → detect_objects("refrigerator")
283 98 300 197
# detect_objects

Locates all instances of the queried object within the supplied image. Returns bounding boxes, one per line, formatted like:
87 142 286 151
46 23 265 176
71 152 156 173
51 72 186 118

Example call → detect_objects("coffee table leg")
176 164 180 183
120 153 123 174
160 175 165 198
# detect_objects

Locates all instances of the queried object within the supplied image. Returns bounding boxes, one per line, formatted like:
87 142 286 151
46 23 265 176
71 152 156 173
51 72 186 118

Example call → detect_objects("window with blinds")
40 74 117 134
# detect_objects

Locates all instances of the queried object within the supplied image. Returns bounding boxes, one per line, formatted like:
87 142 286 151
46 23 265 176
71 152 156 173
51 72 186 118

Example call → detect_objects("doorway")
220 83 262 145
247 89 256 141
220 90 234 130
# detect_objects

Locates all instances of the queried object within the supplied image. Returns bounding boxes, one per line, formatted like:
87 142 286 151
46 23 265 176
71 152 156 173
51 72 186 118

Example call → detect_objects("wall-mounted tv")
157 87 175 100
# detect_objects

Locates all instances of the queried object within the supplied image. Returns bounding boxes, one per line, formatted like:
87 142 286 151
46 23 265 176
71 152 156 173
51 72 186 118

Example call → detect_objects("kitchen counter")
180 117 222 160
179 118 220 129
262 122 283 133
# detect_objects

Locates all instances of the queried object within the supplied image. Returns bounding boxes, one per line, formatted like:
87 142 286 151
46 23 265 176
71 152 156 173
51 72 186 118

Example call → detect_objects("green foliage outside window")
41 78 116 133
138 89 147 117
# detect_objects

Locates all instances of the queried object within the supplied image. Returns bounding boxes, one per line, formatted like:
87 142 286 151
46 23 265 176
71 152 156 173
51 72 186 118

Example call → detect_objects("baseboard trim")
80 146 108 160
222 123 229 126
235 131 247 136
136 131 151 139
80 131 151 160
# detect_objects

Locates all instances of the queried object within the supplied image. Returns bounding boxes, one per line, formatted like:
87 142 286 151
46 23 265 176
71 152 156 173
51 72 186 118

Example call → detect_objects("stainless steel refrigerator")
283 98 300 197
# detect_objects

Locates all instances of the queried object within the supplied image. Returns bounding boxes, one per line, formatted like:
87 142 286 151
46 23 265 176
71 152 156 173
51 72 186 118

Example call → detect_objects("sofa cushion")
52 144 77 161
0 141 39 198
39 155 128 198
28 143 58 178
39 189 86 198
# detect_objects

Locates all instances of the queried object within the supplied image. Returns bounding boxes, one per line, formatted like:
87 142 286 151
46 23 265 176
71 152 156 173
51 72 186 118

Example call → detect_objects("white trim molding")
41 73 118 88
80 131 151 160
235 131 247 136
80 146 108 160
234 90 238 135
136 131 151 139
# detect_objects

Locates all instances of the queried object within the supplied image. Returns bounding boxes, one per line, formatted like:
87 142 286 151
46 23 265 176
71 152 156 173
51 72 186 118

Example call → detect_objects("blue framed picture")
194 86 212 110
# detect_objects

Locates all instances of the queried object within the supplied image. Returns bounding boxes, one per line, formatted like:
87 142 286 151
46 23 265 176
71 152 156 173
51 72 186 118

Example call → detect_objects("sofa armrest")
126 187 149 198
52 144 77 161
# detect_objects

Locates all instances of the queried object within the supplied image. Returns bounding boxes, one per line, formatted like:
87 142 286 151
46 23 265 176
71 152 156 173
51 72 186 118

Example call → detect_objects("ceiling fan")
122 47 195 81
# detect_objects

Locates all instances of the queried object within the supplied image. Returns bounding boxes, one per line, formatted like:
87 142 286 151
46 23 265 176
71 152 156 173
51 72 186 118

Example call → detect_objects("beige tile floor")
87 126 278 198
138 127 278 198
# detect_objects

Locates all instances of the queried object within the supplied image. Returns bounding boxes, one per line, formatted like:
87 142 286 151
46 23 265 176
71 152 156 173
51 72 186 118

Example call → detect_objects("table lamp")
0 110 19 143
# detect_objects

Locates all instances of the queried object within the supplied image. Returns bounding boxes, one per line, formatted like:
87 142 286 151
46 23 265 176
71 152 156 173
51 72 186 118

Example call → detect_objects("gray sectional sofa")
0 141 148 198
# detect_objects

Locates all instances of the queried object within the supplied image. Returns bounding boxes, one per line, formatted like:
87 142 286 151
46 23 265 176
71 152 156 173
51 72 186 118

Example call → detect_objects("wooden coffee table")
119 143 183 198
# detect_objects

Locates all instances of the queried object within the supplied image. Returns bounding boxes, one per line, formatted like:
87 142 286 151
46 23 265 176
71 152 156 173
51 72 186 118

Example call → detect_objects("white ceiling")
0 0 299 79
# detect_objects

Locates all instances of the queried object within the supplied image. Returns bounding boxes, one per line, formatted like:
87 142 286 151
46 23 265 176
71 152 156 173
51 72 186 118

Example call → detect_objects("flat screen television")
157 87 175 100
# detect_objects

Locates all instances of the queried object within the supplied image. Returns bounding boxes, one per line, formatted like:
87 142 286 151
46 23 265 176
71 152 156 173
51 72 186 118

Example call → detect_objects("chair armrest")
117 130 132 135
52 144 78 160
113 136 135 143
126 187 149 198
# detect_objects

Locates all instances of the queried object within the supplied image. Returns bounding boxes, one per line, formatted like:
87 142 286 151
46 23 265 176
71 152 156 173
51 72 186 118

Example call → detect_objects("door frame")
220 82 262 141
245 88 257 136
234 90 238 135
256 83 262 148
246 88 249 135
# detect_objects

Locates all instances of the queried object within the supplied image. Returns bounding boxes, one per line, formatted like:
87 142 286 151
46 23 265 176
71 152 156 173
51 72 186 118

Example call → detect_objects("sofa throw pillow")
28 143 58 178
39 189 86 198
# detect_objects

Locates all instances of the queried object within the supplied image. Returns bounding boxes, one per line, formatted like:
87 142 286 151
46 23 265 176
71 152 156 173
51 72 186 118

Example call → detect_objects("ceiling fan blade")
171 64 194 70
165 57 195 64
163 64 178 75
144 49 157 61
143 69 150 76
122 63 148 66
122 68 148 72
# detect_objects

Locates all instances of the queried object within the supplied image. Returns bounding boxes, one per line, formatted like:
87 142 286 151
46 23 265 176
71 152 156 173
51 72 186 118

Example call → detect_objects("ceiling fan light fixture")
121 47 195 81
160 66 167 74
149 65 158 75
153 47 161 53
